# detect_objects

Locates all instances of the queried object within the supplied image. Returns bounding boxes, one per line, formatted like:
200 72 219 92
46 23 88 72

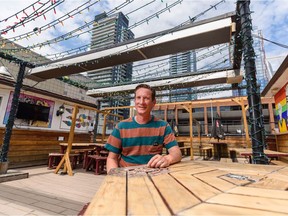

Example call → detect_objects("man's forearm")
164 147 182 165
106 157 119 173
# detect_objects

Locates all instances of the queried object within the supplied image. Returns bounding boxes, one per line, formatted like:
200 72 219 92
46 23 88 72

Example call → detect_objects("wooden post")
55 105 78 176
204 105 208 135
233 98 250 148
164 106 167 122
175 107 178 125
189 104 194 160
181 104 194 160
217 105 220 116
102 111 110 143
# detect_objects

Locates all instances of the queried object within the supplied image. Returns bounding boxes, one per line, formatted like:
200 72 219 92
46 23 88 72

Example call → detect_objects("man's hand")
147 146 182 168
147 154 172 168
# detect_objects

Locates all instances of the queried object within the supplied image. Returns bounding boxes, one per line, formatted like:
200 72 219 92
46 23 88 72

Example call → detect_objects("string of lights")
31 0 181 61
125 0 156 19
0 0 102 46
0 0 64 35
1 0 166 61
1 0 223 66
0 0 40 23
252 34 288 49
1 4 129 63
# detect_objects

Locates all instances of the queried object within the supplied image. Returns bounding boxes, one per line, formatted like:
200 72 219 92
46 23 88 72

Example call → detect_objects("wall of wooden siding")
0 128 90 168
0 128 282 168
275 132 288 162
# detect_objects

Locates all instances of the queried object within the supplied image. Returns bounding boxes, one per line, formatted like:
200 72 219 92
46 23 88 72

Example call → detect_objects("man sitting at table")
105 84 182 173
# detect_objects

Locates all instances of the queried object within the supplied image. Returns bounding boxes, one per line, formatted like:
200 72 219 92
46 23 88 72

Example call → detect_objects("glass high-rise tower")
169 51 197 102
88 12 134 118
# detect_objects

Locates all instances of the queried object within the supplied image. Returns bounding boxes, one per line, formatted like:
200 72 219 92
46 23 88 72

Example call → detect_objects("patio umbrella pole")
237 0 268 164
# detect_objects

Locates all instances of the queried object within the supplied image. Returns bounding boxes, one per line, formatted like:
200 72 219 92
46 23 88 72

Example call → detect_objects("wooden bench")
86 155 107 175
48 153 79 169
200 147 213 160
179 146 191 156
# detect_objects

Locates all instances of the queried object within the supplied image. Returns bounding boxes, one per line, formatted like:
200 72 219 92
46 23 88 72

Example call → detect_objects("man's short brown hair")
134 84 156 101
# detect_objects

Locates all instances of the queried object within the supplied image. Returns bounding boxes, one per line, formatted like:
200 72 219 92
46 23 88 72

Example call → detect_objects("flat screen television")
16 102 50 122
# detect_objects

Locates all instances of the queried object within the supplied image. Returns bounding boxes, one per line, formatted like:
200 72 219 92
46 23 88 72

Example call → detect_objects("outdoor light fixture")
56 104 65 116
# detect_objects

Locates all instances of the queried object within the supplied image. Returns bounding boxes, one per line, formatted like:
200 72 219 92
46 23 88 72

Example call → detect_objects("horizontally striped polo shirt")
105 115 177 167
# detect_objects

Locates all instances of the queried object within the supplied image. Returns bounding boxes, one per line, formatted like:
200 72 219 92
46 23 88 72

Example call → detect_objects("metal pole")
0 62 27 166
93 100 101 142
237 0 268 164
210 99 213 134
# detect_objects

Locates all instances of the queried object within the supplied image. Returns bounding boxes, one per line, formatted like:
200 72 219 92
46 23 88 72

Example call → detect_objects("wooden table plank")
194 169 236 192
199 160 283 174
228 186 288 200
84 175 126 215
277 167 288 175
247 173 288 190
169 163 209 173
206 193 288 214
170 172 221 201
151 174 201 215
127 176 171 215
172 165 218 175
178 203 287 216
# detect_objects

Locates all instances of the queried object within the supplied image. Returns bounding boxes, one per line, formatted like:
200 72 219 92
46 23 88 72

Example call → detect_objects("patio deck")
1 156 287 215
0 166 105 215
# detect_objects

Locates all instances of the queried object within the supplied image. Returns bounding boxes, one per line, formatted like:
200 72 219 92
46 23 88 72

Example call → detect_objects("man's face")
135 87 156 116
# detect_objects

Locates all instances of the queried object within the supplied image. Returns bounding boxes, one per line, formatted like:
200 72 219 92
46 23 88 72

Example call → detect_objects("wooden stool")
73 149 95 169
48 153 64 169
201 147 213 160
86 155 107 175
82 149 96 169
48 153 79 169
100 150 109 157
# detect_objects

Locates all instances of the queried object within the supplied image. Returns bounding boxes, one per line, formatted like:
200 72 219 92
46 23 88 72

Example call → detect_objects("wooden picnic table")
57 143 106 170
59 142 105 154
84 160 288 215
230 148 288 163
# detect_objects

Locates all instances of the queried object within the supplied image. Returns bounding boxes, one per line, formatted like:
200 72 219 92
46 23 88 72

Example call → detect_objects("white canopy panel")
87 69 242 97
27 13 236 82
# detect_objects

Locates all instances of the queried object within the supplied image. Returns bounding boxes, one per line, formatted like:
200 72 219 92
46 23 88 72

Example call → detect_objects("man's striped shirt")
105 116 177 167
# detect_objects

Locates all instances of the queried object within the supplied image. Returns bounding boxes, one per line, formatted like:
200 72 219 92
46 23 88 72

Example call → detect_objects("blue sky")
0 0 287 71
